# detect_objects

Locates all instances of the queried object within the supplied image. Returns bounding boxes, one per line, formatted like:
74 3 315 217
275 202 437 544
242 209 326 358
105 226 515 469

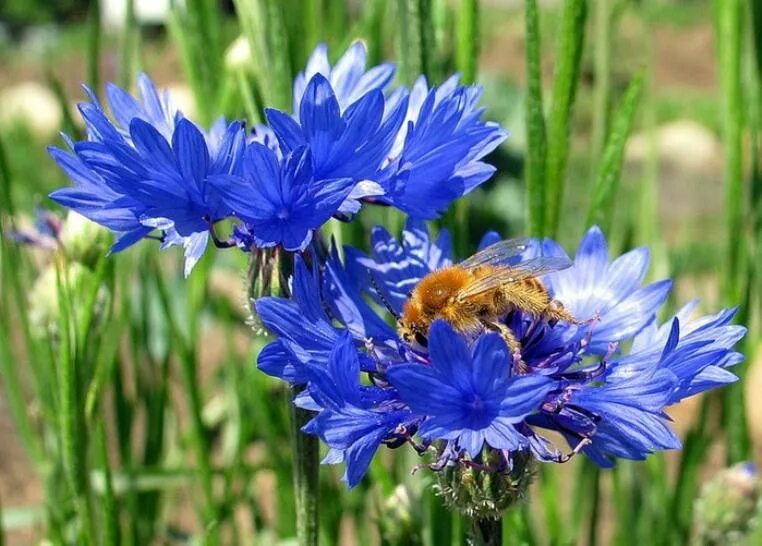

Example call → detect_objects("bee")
397 238 576 355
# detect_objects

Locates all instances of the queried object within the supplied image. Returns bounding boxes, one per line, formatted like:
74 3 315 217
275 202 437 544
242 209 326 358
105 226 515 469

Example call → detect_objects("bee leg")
479 319 527 373
545 299 578 325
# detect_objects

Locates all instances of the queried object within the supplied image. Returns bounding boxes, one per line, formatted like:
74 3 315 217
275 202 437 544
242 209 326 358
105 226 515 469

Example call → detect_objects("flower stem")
290 385 319 546
467 516 502 546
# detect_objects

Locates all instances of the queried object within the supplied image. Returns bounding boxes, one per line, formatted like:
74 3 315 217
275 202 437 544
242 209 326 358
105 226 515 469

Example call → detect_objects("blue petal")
172 119 210 187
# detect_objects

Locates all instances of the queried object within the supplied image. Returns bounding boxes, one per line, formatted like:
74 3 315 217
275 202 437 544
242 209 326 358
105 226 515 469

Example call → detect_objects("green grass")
0 0 760 544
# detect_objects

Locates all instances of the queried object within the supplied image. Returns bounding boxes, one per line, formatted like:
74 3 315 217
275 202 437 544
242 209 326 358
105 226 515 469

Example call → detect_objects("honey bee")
397 238 576 355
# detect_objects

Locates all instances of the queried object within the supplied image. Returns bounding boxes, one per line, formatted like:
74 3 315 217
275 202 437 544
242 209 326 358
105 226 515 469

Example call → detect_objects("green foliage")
586 69 645 232
543 0 587 238
0 0 760 544
523 0 548 238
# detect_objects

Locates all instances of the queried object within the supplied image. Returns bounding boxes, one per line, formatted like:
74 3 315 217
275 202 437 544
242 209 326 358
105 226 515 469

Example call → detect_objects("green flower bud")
378 485 423 546
59 211 110 268
694 462 760 545
29 262 109 340
435 448 534 520
225 35 253 73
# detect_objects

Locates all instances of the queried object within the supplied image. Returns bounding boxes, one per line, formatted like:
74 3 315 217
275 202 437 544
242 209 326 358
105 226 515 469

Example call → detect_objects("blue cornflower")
211 143 354 251
301 332 411 487
387 320 553 457
608 302 745 404
344 217 453 312
539 226 672 353
268 46 508 219
256 221 745 488
50 85 247 274
267 73 409 215
293 41 396 116
255 256 342 384
378 76 508 219
83 73 179 143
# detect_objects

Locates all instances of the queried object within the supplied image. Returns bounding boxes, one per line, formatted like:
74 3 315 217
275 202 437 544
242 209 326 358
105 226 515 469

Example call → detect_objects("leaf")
585 69 645 232
524 0 547 237
544 0 588 237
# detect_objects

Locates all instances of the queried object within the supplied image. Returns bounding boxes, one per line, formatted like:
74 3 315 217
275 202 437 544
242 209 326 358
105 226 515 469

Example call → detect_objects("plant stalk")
466 516 501 546
290 386 320 546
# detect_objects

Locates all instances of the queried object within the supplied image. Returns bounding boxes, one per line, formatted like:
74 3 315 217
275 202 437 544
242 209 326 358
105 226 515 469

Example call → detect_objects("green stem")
398 0 432 84
590 0 612 162
290 386 320 546
524 0 547 237
152 268 219 544
456 0 479 84
467 516 501 546
86 0 101 92
715 0 750 464
55 263 96 546
544 0 587 237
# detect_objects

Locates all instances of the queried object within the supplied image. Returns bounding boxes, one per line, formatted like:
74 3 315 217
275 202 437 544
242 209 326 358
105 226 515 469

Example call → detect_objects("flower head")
388 320 553 457
293 41 396 116
267 73 408 215
256 222 745 496
212 144 354 251
49 76 246 275
302 332 410 487
378 76 508 219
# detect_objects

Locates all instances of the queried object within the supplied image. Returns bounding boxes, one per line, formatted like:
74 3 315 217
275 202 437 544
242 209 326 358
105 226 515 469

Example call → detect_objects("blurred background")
0 0 760 544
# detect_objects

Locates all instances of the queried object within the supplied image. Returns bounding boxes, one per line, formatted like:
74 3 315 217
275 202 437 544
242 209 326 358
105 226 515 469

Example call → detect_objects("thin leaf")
397 0 434 84
96 423 120 546
456 0 479 84
585 69 645 232
715 0 751 465
524 0 547 237
544 0 588 237
86 0 101 92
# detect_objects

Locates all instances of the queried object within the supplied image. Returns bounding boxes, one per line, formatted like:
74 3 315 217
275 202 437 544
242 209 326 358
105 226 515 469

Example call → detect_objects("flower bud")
435 448 534 520
694 462 761 545
58 211 110 268
378 485 422 546
29 262 110 340
225 35 253 73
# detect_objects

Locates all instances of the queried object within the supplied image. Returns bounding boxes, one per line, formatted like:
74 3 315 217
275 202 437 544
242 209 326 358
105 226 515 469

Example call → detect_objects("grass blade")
264 0 293 111
152 265 220 544
118 0 138 88
715 0 751 465
585 69 645 232
455 0 479 84
86 0 101 92
96 422 120 546
397 0 434 84
590 0 612 162
716 0 747 303
544 0 587 237
524 0 547 237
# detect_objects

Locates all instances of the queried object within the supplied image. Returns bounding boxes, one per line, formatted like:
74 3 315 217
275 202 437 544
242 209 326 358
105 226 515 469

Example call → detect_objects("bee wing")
459 238 535 270
455 256 573 302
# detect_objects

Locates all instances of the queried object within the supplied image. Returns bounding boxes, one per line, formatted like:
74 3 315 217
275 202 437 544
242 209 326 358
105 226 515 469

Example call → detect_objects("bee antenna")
368 272 400 320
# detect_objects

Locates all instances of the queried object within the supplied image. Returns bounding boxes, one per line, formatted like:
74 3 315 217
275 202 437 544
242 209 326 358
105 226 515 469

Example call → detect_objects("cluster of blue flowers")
50 41 745 492
50 42 505 275
256 222 745 487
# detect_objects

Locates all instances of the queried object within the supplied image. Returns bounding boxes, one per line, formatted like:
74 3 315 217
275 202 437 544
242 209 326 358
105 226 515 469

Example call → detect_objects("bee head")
397 319 429 350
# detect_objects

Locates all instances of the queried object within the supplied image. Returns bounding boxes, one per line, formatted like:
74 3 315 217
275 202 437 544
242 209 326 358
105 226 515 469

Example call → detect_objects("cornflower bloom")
256 221 744 517
48 75 247 275
50 44 507 276
265 42 507 219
